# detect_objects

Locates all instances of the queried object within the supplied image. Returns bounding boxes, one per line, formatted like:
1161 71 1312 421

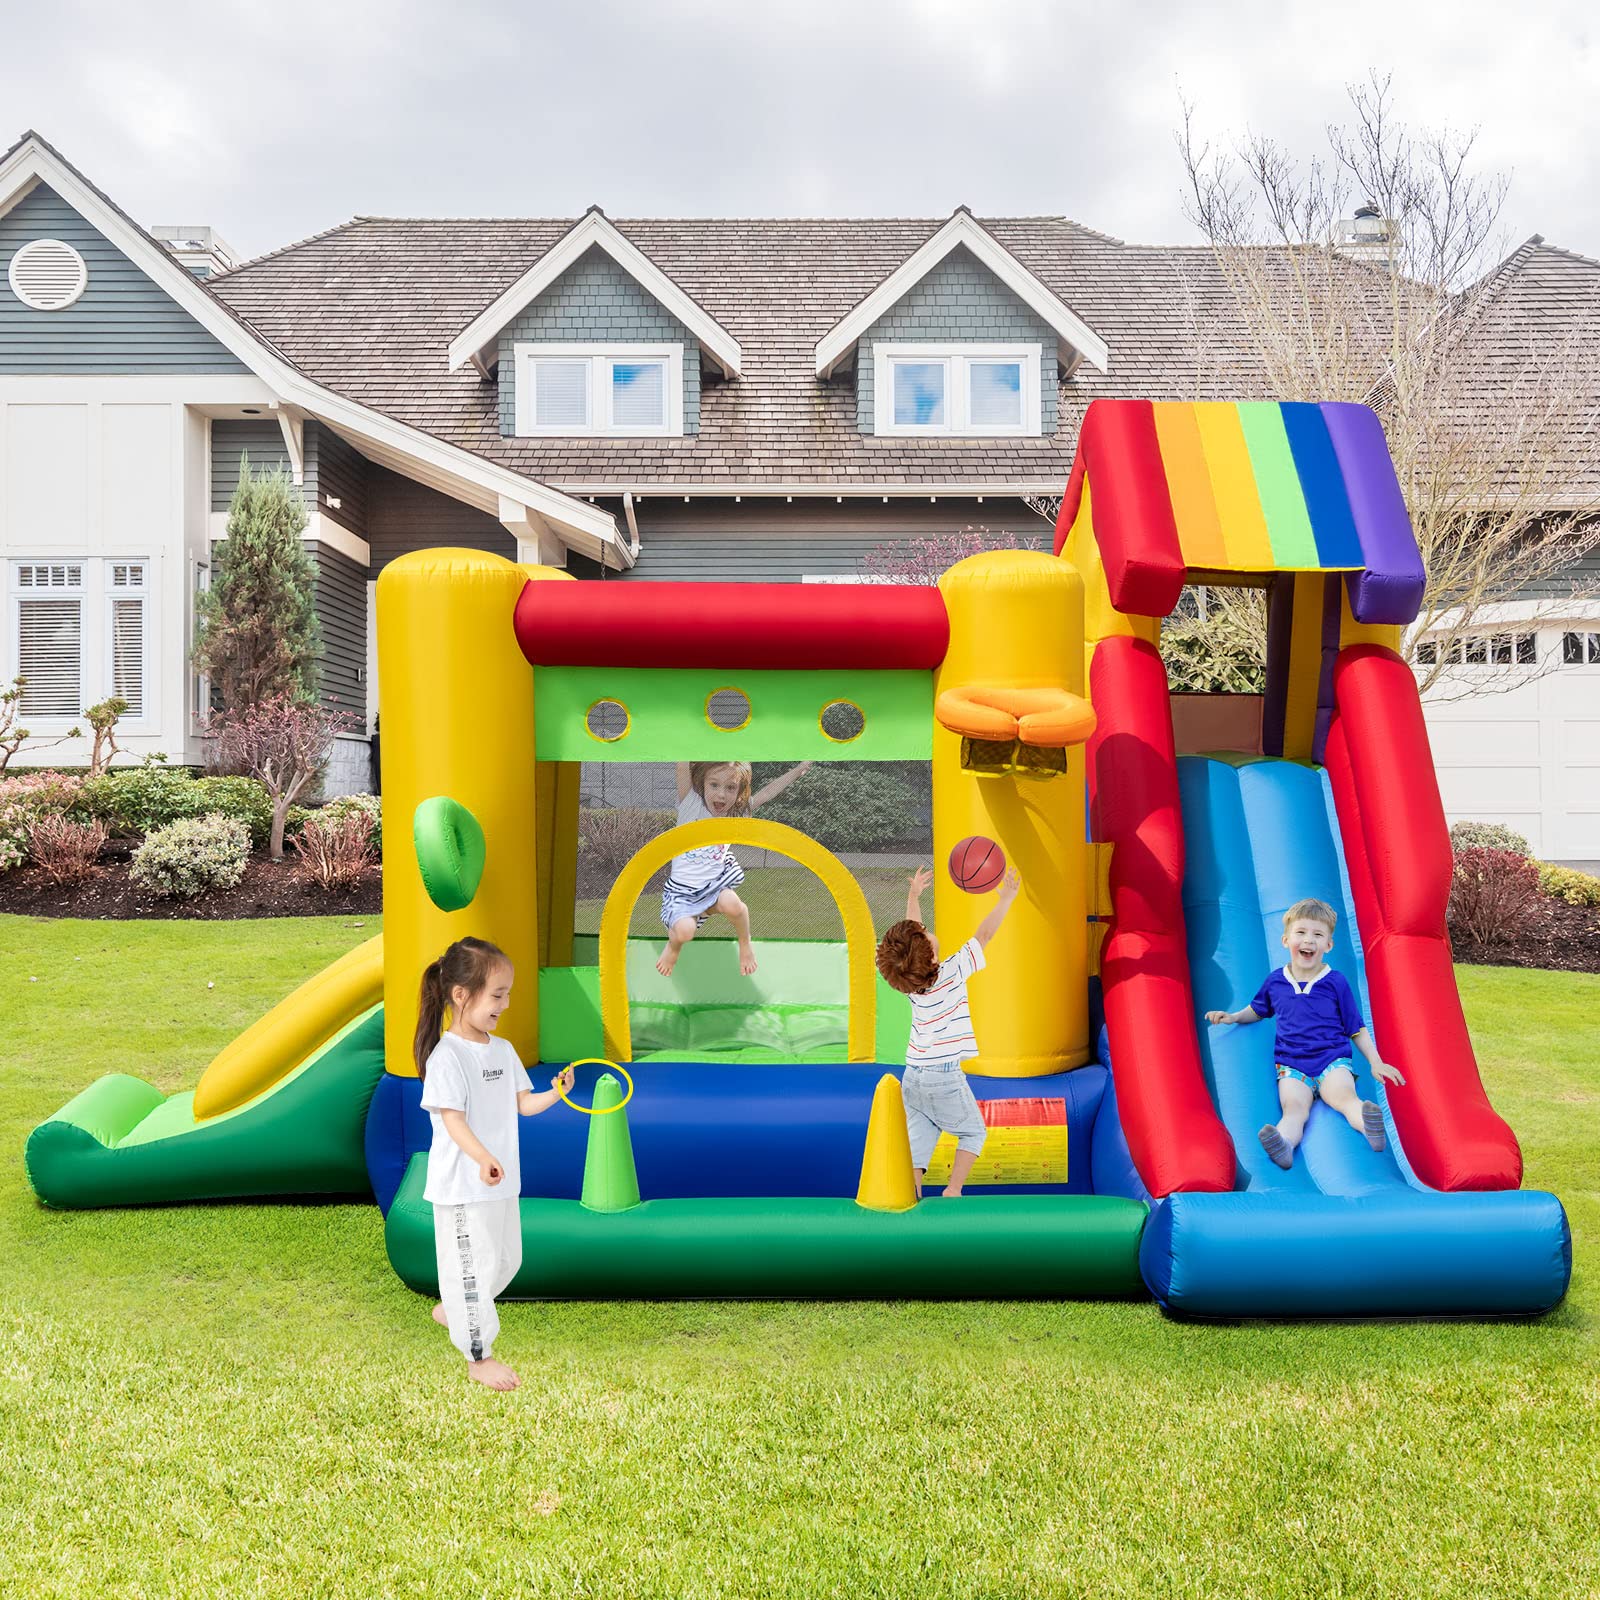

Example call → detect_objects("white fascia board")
813 210 1110 378
0 136 627 565
548 481 1068 499
446 210 742 379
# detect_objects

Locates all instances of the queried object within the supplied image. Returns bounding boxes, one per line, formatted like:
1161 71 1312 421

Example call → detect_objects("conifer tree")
192 455 320 709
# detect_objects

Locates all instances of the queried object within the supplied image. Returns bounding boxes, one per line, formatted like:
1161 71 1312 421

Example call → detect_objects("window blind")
17 598 82 717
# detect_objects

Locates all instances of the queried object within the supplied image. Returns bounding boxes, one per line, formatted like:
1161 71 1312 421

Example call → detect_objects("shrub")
318 792 382 855
1449 820 1532 858
1537 862 1600 907
578 807 675 877
27 815 108 884
82 765 205 834
292 811 376 891
130 813 251 900
1447 847 1542 945
83 696 128 777
190 775 274 850
207 694 342 859
758 763 929 852
0 772 86 872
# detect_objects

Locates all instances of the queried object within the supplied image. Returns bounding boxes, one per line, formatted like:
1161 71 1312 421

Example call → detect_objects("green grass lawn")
1 914 1596 1599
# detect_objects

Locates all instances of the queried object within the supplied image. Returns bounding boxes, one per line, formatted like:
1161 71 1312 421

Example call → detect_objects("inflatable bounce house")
25 399 1572 1318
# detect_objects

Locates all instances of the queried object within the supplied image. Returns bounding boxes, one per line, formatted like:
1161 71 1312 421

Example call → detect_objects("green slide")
24 1007 387 1209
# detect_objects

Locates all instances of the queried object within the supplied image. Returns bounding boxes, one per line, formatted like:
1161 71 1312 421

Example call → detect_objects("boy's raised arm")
905 864 933 923
675 763 693 803
975 869 1021 947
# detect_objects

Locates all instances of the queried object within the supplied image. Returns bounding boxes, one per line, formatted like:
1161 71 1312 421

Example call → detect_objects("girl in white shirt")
414 936 572 1392
655 759 812 978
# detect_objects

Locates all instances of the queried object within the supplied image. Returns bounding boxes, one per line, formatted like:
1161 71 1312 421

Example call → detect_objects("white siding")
1422 623 1600 860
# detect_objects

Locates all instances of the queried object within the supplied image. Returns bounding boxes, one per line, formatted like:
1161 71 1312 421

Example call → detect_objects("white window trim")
513 343 683 438
6 555 156 732
105 561 151 725
871 343 1041 438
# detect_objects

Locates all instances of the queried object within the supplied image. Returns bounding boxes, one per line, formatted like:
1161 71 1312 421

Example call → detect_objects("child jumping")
415 936 573 1392
875 863 1021 1198
1205 897 1405 1171
656 759 812 978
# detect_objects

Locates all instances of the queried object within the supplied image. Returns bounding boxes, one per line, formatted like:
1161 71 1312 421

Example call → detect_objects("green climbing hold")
579 1073 641 1212
413 796 486 912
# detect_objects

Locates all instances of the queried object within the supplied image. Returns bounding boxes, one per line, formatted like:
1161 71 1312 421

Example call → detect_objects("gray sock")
1362 1100 1386 1152
1258 1124 1294 1169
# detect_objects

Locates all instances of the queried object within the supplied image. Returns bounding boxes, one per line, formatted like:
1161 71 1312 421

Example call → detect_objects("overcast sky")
4 0 1596 264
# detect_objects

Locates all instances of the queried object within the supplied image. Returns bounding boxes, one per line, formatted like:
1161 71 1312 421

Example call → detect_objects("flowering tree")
208 694 340 860
857 525 1033 586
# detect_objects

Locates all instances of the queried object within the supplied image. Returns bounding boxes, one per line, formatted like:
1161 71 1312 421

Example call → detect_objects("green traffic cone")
579 1073 641 1212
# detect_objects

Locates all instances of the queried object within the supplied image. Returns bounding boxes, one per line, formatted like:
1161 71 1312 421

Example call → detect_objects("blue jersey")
1249 966 1364 1076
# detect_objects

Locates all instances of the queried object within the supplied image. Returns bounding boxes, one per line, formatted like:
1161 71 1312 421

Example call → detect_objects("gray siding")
496 246 701 437
0 183 251 374
310 542 369 725
563 496 1048 582
211 419 294 510
304 422 369 539
854 246 1058 433
213 420 370 538
1515 544 1600 600
365 465 514 573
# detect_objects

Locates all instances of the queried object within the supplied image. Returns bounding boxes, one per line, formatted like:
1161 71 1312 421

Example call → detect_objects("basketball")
948 835 1005 894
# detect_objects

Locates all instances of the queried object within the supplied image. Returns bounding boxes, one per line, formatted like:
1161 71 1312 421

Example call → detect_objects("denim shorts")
901 1060 988 1169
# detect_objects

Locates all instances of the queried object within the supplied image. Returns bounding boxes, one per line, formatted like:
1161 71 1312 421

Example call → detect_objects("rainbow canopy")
1056 399 1425 625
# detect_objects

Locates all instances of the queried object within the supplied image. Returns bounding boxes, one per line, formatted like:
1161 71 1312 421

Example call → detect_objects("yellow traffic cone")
855 1074 919 1212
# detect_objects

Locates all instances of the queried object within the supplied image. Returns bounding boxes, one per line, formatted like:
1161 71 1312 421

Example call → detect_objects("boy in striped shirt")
875 864 1021 1197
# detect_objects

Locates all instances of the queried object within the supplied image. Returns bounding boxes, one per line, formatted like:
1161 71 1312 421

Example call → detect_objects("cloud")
2 0 1595 260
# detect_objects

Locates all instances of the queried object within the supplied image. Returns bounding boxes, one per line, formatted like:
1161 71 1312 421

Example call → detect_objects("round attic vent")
8 239 88 310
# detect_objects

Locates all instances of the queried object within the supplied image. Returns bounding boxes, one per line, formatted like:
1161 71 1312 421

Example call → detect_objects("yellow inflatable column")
378 551 553 1079
933 550 1091 1076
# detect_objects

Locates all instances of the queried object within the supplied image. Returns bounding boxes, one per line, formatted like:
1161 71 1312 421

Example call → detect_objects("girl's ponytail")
413 958 447 1079
413 937 512 1079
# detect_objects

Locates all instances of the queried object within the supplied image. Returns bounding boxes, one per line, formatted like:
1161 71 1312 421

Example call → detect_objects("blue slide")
1137 756 1571 1318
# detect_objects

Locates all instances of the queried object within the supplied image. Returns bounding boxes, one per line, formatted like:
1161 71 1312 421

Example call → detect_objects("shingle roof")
204 214 1600 502
207 215 1252 489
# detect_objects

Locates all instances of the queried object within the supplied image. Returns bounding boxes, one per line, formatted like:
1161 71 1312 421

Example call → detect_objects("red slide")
1325 646 1523 1191
1088 635 1235 1196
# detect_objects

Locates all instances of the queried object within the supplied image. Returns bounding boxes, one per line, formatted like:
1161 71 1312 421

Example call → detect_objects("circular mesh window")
706 687 751 731
585 699 630 742
820 699 866 742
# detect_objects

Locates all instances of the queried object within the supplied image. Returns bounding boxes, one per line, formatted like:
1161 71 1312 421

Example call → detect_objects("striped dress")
659 789 746 929
905 937 986 1064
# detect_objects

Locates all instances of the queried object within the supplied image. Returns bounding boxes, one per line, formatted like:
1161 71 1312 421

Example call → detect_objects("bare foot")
431 1303 449 1328
656 944 681 976
738 941 758 976
468 1358 519 1391
942 1188 965 1198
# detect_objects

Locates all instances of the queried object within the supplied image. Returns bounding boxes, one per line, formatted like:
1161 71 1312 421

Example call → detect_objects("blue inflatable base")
365 1059 1127 1216
1141 1188 1572 1319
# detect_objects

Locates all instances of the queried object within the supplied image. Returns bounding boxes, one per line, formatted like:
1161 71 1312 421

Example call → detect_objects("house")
2 132 1596 855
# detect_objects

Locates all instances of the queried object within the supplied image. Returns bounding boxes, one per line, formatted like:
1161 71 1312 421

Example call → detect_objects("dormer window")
872 343 1041 437
513 343 683 436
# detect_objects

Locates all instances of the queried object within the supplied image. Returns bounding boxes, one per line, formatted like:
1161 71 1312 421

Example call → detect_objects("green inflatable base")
24 1007 387 1209
384 1154 1148 1300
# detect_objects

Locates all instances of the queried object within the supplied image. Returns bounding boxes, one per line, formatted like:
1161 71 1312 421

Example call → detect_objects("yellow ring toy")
558 1058 635 1115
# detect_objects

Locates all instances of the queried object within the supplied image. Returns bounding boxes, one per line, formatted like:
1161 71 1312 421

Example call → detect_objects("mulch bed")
0 855 381 921
1449 896 1600 975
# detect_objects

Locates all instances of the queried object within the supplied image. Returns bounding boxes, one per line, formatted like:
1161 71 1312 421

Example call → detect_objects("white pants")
433 1198 523 1364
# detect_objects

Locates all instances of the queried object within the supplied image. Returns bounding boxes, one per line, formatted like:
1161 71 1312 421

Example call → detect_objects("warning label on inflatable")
923 1097 1068 1187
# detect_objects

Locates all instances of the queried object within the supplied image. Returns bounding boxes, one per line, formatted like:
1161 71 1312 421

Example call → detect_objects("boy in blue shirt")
1206 897 1406 1170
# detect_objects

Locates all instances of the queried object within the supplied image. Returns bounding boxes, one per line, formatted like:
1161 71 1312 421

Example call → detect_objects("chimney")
151 224 240 279
1334 203 1396 263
